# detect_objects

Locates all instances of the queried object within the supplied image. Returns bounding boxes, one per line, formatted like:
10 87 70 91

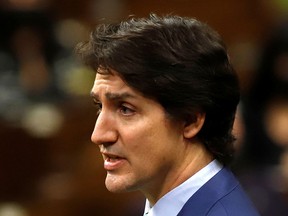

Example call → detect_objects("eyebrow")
90 91 136 101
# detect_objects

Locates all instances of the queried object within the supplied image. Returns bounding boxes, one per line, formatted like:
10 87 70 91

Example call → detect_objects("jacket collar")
177 167 238 216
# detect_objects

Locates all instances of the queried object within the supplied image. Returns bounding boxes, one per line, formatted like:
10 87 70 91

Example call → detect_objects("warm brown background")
0 0 286 215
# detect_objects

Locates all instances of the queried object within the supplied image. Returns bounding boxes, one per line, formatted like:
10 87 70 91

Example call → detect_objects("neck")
142 141 214 206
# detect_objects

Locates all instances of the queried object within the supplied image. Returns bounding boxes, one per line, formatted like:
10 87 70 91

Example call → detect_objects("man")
76 14 259 216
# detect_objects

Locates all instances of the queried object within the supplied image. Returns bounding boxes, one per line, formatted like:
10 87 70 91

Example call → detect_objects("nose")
91 111 118 145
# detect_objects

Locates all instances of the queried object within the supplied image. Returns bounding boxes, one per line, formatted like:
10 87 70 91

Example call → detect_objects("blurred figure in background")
234 20 288 216
0 10 61 99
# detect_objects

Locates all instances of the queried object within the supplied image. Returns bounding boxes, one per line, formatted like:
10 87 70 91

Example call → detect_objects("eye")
93 100 102 113
119 104 135 116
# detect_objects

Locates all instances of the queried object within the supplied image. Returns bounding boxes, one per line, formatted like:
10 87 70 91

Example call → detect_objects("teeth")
108 157 119 162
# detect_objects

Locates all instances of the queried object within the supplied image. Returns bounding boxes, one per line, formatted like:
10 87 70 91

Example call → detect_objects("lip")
101 152 126 171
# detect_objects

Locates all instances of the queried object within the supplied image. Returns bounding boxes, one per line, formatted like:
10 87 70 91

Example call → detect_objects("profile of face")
90 69 203 198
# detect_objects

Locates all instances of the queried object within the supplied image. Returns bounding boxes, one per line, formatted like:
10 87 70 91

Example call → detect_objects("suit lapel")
177 167 239 216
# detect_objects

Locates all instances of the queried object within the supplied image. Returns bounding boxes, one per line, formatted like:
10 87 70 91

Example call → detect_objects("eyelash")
119 104 135 116
92 101 102 115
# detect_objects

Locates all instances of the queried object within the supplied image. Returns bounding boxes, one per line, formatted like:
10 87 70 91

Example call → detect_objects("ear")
183 112 206 139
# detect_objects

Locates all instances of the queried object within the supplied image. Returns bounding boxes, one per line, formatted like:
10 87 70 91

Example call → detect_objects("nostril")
102 141 117 147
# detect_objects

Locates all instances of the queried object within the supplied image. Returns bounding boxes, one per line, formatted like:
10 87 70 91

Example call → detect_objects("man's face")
90 71 186 196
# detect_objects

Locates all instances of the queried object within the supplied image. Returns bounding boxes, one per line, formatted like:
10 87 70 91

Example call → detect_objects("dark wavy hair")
76 14 240 165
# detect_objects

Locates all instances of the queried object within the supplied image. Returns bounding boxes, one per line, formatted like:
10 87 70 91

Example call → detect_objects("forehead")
93 71 127 90
91 70 143 101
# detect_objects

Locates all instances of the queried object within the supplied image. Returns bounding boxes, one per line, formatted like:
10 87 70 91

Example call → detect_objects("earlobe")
183 113 206 139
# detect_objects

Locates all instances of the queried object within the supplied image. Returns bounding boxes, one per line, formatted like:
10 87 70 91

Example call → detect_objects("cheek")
120 123 155 158
127 124 174 165
127 121 164 148
120 115 180 167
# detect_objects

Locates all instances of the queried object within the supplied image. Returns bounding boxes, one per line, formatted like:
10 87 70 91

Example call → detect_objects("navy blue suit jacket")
177 167 260 216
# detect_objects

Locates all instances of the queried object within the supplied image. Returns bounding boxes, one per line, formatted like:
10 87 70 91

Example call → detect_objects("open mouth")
106 155 122 162
102 152 126 170
103 153 122 160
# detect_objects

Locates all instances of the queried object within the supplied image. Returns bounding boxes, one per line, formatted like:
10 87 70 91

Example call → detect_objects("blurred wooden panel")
124 0 271 42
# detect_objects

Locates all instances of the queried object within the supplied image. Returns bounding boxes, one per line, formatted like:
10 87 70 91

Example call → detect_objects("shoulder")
177 167 260 216
206 184 260 216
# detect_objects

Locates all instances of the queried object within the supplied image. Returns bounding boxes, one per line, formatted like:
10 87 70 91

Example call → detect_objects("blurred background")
0 0 288 215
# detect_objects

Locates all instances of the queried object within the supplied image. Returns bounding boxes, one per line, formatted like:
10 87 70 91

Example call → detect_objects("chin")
106 186 127 193
105 174 133 193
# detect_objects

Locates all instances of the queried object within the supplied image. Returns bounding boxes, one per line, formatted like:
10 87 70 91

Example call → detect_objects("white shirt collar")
143 159 223 216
